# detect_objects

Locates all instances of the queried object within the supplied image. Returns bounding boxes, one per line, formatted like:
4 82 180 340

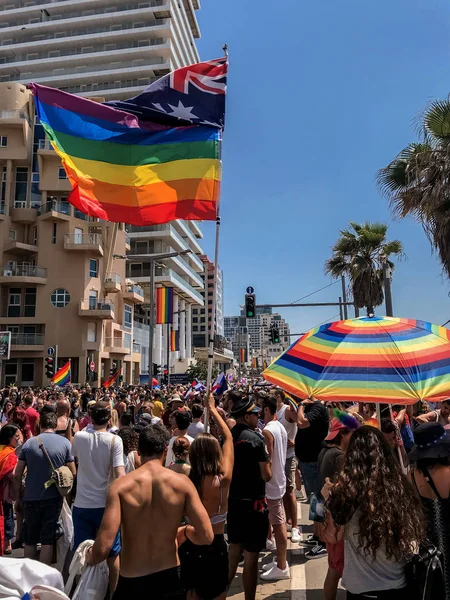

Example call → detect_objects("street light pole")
383 263 394 317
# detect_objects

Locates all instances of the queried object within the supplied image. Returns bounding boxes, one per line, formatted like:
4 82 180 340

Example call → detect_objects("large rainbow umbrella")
262 316 450 405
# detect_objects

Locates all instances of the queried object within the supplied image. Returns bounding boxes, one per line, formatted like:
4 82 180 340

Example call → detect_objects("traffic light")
270 326 280 344
245 294 256 318
45 356 55 378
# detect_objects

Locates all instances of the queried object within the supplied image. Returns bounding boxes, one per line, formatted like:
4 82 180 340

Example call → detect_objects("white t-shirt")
276 404 297 460
72 429 124 509
165 433 194 467
264 420 287 500
187 420 205 439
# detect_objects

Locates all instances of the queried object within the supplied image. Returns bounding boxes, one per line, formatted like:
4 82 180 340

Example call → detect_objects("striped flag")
156 287 174 324
103 367 122 389
171 329 180 352
51 360 71 386
240 348 248 363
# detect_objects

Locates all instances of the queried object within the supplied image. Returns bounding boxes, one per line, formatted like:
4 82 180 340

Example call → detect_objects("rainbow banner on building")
156 287 174 324
51 360 71 386
171 329 180 352
103 367 122 390
252 357 259 369
29 81 222 226
240 348 248 363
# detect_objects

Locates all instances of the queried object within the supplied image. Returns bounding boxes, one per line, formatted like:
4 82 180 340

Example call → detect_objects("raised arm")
207 393 234 480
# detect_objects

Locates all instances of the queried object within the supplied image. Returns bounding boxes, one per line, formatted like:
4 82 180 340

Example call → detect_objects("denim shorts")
23 497 63 546
73 506 121 557
2 501 14 541
297 461 319 498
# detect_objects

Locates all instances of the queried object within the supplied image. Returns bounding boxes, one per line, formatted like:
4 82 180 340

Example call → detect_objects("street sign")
47 347 55 356
0 332 11 360
246 286 254 294
90 361 95 372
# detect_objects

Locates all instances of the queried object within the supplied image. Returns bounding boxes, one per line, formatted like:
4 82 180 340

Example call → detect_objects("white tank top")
264 420 287 500
276 404 297 459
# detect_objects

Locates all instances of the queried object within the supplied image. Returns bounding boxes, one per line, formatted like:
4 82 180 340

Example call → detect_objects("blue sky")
195 0 450 336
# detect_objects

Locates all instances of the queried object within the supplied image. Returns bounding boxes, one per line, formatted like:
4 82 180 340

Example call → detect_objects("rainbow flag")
103 367 122 389
156 287 174 324
240 348 248 363
51 360 71 386
29 84 221 226
171 329 180 352
252 357 259 369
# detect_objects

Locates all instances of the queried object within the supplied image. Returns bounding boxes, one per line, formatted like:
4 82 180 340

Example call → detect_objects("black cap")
409 422 450 462
230 396 261 418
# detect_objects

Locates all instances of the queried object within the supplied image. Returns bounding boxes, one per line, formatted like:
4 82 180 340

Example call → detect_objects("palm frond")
424 99 450 141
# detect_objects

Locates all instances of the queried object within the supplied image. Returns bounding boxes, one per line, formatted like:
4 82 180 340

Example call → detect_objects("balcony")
3 240 38 255
37 199 71 221
104 272 121 293
10 333 45 351
153 268 203 305
37 138 55 155
133 342 141 354
169 255 203 288
64 233 103 256
125 233 131 250
9 205 37 223
0 109 31 128
123 283 145 304
104 336 131 355
0 264 47 285
79 297 114 320
128 224 188 254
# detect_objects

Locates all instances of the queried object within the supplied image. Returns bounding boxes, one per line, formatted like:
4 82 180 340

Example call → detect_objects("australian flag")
105 57 227 129
212 373 228 396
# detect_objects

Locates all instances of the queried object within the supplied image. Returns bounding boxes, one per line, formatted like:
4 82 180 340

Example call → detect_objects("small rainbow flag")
51 360 71 386
103 367 122 389
252 357 259 369
156 287 174 324
171 329 180 352
240 348 248 363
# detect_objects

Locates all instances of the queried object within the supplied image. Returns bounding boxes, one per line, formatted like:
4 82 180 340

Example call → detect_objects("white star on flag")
167 101 199 121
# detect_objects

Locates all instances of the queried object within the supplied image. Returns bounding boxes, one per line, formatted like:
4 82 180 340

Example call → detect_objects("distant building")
192 255 224 348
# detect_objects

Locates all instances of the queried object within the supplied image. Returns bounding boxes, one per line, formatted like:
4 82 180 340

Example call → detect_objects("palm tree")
325 222 403 315
377 98 450 277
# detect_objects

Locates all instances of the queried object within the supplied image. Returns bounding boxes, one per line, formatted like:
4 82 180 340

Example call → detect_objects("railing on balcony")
104 337 132 350
38 199 71 216
81 297 114 311
105 272 120 284
155 268 203 304
11 333 44 346
126 283 144 296
1 264 47 278
38 139 54 151
0 110 31 126
66 233 102 245
125 233 131 246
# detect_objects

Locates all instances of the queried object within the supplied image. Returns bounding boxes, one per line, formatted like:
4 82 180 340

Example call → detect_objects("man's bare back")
118 461 191 577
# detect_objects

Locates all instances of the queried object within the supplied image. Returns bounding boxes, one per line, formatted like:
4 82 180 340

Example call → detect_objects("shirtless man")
88 424 214 599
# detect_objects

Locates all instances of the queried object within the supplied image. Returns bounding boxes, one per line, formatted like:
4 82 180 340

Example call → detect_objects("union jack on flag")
106 57 228 128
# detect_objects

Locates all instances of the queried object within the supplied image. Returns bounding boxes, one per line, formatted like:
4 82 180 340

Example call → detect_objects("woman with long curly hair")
323 426 425 600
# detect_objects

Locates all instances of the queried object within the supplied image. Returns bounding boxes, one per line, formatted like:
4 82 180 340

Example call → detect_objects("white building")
192 255 224 348
0 0 200 100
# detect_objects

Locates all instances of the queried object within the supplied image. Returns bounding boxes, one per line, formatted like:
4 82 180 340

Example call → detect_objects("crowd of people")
0 381 449 600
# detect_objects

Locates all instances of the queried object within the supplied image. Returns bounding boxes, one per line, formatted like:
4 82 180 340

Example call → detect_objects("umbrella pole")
389 405 408 475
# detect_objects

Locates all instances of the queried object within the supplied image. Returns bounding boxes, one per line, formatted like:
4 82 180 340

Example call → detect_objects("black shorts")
227 497 269 553
113 567 185 600
23 497 63 546
179 534 228 600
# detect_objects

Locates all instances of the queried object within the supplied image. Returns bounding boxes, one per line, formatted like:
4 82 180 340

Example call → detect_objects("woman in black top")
410 422 450 600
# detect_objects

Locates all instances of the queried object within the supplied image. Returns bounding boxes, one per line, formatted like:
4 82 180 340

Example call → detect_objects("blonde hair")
109 409 119 429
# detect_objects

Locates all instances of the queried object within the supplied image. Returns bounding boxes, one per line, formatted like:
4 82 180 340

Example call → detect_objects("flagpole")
204 44 228 432
167 322 171 387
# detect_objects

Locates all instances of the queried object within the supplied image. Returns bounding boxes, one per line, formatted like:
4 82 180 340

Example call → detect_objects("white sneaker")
261 558 276 571
260 563 290 581
266 538 277 552
291 527 301 543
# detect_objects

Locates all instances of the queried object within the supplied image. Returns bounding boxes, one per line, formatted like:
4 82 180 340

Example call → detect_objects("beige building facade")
0 82 143 387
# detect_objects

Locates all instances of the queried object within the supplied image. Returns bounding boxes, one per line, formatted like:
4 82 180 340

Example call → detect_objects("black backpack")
405 544 445 600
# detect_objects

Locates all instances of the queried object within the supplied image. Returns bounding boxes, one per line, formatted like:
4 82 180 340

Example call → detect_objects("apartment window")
58 167 67 180
200 326 206 332
89 291 98 310
52 222 57 244
24 288 36 317
87 322 96 342
192 317 198 323
4 360 17 387
15 167 28 201
48 50 60 57
21 360 35 384
7 289 21 318
0 136 7 147
33 226 38 245
1 167 6 202
50 288 70 308
9 229 16 240
124 304 132 329
200 317 206 323
89 259 98 278
32 172 39 183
